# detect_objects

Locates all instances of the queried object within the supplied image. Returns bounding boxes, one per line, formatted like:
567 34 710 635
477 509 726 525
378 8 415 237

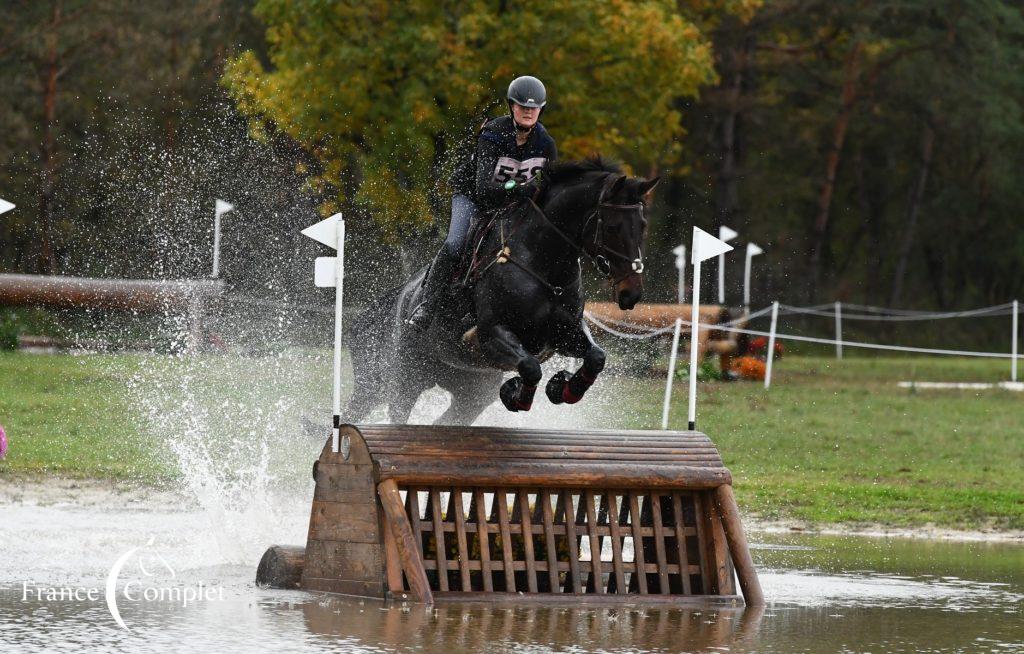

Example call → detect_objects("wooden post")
713 484 764 606
377 479 433 603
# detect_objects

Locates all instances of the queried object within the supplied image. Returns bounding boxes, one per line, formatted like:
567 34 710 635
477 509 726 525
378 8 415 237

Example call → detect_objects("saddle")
457 202 529 288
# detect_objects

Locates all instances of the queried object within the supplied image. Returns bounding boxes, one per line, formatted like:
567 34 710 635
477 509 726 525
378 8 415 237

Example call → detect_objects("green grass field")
622 355 1023 529
0 350 1021 530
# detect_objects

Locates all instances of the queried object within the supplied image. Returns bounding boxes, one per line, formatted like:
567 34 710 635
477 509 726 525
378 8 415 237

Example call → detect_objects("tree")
223 0 719 242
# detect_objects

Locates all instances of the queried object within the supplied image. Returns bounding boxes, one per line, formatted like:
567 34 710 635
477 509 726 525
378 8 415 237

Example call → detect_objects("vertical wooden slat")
519 489 539 593
708 494 733 594
474 489 493 592
452 489 471 591
540 490 560 592
650 494 670 594
378 479 433 603
407 488 424 557
692 489 713 594
561 491 582 593
628 492 648 594
583 490 604 594
671 492 693 594
429 488 448 592
605 491 626 593
495 490 516 592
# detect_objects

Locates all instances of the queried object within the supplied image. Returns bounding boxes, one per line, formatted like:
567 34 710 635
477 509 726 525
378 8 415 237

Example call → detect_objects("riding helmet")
507 76 547 108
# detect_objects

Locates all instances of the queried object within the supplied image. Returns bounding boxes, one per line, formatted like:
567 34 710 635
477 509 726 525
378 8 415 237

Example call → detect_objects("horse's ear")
606 174 627 198
638 176 661 200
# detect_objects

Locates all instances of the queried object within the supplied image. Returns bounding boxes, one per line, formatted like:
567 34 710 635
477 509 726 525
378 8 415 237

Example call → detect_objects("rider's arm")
473 134 509 207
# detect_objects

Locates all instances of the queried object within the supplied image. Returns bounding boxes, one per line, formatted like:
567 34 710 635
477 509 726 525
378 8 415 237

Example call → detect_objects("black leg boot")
406 244 458 332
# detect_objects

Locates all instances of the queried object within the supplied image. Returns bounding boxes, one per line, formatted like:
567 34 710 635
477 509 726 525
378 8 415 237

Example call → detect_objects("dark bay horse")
346 157 658 425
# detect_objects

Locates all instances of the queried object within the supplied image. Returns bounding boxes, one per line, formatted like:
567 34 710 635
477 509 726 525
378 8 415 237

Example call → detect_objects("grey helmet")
507 76 547 109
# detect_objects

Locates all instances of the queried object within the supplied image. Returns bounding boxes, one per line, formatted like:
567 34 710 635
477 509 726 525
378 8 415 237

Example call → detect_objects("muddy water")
1 496 1021 653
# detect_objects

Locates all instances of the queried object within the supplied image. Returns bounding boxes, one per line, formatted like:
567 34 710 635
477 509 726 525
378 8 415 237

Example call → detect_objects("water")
1 492 1021 653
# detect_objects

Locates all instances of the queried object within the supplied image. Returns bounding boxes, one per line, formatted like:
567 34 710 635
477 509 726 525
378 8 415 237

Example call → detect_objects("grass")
0 352 175 482
0 350 1021 530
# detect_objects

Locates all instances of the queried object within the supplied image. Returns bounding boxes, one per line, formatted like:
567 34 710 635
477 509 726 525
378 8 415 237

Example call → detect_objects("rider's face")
511 103 540 128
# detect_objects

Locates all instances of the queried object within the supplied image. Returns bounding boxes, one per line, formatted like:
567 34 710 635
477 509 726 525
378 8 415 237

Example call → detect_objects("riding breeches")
444 193 479 256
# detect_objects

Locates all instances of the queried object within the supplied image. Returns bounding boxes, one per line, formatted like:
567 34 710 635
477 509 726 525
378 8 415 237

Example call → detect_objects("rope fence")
585 298 1023 391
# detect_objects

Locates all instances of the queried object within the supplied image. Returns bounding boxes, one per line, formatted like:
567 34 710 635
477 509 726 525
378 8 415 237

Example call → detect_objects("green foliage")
675 357 722 382
224 0 718 239
669 0 1024 307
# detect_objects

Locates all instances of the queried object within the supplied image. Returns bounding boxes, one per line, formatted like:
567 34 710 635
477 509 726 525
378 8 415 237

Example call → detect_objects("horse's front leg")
479 324 542 412
547 319 606 405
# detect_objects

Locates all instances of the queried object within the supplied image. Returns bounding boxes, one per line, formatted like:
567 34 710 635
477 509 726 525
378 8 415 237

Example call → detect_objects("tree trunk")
37 0 62 275
713 40 749 229
889 121 935 307
808 41 864 296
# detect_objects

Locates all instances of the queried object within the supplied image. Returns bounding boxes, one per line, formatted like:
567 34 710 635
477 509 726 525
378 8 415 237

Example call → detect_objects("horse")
346 157 658 426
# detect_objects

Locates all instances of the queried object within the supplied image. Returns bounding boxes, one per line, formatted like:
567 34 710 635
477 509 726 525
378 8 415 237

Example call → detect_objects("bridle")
531 173 648 285
466 173 647 299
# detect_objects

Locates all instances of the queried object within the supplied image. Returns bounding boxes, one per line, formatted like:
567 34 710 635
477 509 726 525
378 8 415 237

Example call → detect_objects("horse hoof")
500 377 524 412
546 370 571 405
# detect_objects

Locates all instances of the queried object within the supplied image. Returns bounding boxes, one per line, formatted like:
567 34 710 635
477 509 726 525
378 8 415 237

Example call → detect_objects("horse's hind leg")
436 373 501 426
479 324 542 412
345 384 379 423
547 319 606 405
386 363 432 425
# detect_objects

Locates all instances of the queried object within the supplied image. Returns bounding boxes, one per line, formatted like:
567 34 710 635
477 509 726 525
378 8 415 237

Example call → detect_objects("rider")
407 75 558 330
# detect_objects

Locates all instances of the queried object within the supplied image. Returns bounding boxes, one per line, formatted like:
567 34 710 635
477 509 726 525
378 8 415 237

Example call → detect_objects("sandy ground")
2 475 1022 543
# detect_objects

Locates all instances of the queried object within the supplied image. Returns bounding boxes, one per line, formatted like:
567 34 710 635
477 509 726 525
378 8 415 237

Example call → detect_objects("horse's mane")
544 156 622 185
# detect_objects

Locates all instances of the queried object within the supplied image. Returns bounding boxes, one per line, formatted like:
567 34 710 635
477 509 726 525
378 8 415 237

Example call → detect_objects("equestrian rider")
407 75 558 330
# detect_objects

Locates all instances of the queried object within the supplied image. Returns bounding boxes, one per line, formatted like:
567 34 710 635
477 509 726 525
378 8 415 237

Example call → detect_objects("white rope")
585 311 1023 360
778 302 1015 321
583 312 676 340
583 303 774 341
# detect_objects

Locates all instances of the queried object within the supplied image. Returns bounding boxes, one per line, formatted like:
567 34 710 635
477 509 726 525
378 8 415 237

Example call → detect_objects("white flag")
747 242 763 257
215 199 235 216
301 213 344 250
692 226 734 263
314 257 338 287
0 198 14 216
719 225 738 243
672 245 687 270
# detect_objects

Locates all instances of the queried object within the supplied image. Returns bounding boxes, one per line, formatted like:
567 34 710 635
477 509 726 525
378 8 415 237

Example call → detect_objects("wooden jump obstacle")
257 424 763 606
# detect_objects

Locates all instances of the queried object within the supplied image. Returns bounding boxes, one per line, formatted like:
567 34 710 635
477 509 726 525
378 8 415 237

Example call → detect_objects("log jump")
257 424 763 606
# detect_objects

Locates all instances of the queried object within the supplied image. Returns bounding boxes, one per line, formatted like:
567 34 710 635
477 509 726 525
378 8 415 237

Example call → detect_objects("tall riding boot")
406 244 458 332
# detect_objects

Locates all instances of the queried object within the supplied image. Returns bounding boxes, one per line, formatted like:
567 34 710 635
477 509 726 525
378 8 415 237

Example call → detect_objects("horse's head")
586 173 660 310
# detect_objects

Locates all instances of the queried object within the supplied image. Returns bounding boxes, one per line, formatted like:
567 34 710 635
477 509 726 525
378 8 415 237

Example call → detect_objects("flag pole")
764 301 779 389
662 318 683 429
687 258 702 431
332 219 346 453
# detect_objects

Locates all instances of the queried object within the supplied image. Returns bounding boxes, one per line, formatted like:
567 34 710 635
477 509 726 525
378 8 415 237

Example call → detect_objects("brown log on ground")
0 273 223 312
586 302 728 333
714 485 765 606
255 545 305 589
